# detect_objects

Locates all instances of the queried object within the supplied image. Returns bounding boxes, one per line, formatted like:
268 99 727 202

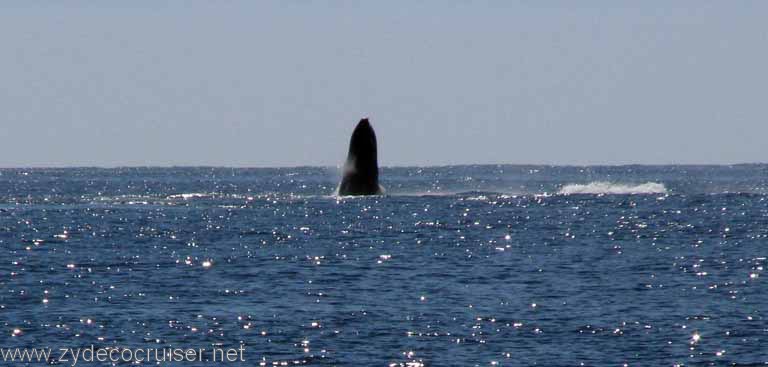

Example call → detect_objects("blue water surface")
1 165 766 366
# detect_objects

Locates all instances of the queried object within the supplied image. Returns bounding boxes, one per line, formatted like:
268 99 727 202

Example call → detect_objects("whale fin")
338 118 382 196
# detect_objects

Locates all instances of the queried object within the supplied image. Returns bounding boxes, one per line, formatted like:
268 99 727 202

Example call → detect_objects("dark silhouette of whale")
337 118 383 196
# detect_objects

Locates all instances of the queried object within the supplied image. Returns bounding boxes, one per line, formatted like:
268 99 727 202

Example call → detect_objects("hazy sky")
1 2 766 167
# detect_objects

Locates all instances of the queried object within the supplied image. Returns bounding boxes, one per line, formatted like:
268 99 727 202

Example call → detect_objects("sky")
1 1 767 167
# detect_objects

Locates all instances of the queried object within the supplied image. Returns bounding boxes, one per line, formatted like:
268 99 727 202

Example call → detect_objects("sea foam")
558 182 667 195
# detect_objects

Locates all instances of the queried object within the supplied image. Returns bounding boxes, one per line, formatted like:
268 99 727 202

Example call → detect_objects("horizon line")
0 162 766 170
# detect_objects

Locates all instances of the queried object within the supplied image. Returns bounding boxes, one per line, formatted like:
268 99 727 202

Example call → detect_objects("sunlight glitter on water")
1 166 767 365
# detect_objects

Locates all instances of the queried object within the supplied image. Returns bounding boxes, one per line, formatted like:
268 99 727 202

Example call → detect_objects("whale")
337 118 383 196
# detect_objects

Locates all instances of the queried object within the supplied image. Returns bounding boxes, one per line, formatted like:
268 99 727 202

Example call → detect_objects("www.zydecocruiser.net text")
1 345 246 365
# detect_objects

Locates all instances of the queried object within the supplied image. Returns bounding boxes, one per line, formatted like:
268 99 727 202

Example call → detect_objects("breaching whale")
337 118 383 196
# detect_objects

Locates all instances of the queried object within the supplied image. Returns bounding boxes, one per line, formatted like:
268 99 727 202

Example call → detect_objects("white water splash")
167 193 211 200
558 182 667 195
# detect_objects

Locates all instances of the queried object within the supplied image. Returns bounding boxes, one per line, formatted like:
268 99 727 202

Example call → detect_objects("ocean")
1 165 766 366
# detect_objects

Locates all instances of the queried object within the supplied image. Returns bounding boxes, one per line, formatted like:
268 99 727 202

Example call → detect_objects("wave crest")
558 182 667 195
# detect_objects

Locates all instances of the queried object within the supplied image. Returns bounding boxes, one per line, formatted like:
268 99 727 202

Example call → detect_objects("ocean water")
1 165 766 366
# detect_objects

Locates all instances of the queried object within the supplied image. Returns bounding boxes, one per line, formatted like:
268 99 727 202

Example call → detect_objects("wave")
558 182 667 195
167 192 212 200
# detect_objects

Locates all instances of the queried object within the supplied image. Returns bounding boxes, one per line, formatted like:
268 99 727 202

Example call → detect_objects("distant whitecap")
558 181 667 195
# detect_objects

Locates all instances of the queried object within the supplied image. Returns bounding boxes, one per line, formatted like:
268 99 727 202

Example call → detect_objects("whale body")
337 118 383 196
